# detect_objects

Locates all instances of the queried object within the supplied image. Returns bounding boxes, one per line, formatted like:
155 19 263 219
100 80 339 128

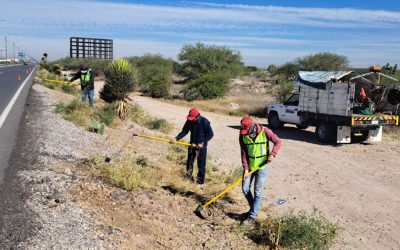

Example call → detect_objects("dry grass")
240 210 340 249
55 99 120 129
130 103 173 133
162 145 245 204
164 92 273 117
93 155 163 190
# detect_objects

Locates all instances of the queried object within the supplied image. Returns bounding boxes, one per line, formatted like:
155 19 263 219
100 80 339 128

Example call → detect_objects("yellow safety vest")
80 69 91 84
242 127 269 170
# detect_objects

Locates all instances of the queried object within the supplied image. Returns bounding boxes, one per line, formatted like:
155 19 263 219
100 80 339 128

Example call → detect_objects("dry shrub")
55 99 119 129
99 156 161 190
243 210 339 249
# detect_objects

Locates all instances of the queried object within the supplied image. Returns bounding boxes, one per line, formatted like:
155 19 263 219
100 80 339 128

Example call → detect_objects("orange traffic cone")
17 74 21 81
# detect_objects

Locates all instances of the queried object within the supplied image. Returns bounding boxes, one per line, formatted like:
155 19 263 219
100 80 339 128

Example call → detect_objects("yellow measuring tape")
44 79 80 85
202 167 260 209
133 133 191 147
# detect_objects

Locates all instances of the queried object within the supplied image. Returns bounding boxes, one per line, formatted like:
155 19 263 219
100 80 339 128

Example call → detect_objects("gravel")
0 85 116 249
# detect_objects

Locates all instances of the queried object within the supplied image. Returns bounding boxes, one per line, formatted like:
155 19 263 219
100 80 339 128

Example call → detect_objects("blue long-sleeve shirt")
176 116 214 145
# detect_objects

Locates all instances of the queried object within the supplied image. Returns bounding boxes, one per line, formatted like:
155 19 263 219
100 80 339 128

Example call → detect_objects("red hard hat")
187 108 200 121
240 116 254 135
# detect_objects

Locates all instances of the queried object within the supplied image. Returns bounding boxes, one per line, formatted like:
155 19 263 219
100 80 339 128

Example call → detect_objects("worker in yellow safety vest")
239 116 282 225
69 65 95 107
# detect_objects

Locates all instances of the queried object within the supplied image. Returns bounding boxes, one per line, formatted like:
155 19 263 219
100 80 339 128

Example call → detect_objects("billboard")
70 37 113 60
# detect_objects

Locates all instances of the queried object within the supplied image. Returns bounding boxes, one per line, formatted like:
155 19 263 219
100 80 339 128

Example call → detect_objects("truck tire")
268 112 284 130
296 125 309 130
315 121 336 143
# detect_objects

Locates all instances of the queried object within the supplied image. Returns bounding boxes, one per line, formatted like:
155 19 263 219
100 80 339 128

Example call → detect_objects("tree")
183 72 230 101
276 63 299 79
296 52 349 71
267 64 278 75
99 59 137 119
127 54 173 98
178 42 244 80
274 75 294 102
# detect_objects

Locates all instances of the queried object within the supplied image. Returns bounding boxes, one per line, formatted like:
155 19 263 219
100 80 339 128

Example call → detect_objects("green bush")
267 64 278 74
94 102 118 127
145 118 168 130
61 84 79 95
55 99 86 114
183 72 230 101
296 52 349 71
245 210 339 249
276 62 299 79
127 54 173 98
46 83 55 89
274 76 294 102
178 42 244 80
55 99 91 127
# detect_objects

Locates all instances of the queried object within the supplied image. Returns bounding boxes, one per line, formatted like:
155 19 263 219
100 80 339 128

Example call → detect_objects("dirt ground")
133 95 400 250
52 78 400 249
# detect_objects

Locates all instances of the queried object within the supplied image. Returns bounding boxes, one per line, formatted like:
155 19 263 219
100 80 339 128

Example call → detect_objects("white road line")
0 67 36 128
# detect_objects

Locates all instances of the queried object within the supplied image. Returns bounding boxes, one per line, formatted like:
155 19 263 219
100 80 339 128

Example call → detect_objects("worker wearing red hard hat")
239 116 281 225
172 108 214 185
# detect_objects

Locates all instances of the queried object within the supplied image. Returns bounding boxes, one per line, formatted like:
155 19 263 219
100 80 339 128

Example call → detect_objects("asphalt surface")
0 64 35 186
0 86 41 247
0 65 33 114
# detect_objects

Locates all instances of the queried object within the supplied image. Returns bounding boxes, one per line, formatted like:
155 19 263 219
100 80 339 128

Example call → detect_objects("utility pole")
13 43 15 59
4 36 7 60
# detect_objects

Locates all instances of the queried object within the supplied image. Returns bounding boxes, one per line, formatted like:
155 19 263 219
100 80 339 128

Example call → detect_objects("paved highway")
0 64 36 185
0 65 33 114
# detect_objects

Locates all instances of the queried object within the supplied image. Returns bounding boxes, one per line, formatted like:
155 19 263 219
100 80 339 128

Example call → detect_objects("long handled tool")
195 167 260 219
132 133 191 147
44 79 79 85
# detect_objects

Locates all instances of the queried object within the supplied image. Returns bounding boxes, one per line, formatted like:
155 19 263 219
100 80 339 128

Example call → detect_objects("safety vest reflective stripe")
242 127 270 171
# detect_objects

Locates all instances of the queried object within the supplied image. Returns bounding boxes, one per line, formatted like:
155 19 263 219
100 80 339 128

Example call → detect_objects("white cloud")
3 0 400 36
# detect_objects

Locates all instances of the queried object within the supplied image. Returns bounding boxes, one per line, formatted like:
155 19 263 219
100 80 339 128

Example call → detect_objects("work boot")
196 179 204 185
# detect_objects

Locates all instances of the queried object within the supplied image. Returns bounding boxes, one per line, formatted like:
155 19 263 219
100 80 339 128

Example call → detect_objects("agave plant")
100 59 137 119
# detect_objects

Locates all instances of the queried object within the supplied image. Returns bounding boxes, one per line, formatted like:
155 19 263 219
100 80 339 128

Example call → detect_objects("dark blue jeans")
82 89 94 107
186 146 207 184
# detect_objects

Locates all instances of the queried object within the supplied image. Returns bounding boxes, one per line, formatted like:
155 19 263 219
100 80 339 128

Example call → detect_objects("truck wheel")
316 122 336 143
296 125 309 130
268 112 283 130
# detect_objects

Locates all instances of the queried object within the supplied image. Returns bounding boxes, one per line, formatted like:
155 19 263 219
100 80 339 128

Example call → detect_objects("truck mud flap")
337 126 351 144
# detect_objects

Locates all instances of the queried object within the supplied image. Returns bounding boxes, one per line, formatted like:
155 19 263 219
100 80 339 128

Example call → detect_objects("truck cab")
267 93 306 129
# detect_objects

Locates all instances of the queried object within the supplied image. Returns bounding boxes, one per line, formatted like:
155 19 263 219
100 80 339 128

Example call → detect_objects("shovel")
132 133 191 147
195 167 260 219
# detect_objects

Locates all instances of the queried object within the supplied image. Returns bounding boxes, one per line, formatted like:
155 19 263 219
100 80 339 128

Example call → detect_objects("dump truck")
266 67 400 143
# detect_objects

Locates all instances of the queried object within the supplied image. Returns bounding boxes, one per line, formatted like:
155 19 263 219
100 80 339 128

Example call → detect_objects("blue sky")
1 0 399 67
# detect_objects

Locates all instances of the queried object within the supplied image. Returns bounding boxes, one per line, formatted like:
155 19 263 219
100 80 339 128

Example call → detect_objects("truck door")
282 94 301 124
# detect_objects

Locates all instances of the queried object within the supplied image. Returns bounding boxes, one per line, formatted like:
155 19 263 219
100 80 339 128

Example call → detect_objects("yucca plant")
100 59 137 119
